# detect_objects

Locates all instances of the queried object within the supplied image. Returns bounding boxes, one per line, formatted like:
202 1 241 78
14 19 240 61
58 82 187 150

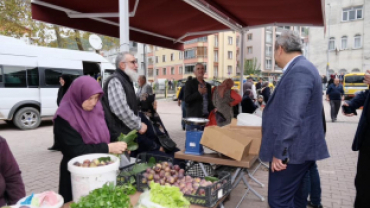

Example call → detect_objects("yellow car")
232 76 275 92
343 73 367 99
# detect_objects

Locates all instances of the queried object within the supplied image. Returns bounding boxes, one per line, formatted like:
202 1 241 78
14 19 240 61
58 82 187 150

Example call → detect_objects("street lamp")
326 3 331 77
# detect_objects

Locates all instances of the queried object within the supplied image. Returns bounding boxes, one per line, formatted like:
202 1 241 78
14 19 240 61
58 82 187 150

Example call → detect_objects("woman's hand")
108 142 127 154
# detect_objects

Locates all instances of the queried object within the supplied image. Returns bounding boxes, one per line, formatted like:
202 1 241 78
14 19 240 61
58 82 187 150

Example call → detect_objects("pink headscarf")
53 76 110 144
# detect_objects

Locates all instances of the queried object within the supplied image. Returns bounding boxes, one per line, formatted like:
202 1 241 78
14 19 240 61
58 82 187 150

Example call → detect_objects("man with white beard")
101 52 148 141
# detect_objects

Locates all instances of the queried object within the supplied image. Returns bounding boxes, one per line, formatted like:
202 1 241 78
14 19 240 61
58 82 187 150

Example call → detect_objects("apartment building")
146 31 238 82
244 26 308 77
308 0 369 75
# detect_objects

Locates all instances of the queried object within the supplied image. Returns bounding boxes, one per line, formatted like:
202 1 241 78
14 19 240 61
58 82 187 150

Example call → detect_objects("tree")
244 58 261 75
0 0 120 51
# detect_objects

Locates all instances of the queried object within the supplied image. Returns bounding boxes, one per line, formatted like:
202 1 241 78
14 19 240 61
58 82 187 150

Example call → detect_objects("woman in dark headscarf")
57 74 72 106
261 81 271 103
54 76 128 202
48 75 73 151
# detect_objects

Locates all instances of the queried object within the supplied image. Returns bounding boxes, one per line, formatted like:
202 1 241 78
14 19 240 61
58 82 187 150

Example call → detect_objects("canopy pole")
239 30 245 113
119 0 130 52
240 30 245 96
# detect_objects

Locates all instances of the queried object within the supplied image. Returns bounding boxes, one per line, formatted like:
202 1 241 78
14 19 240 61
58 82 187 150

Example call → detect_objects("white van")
0 35 126 130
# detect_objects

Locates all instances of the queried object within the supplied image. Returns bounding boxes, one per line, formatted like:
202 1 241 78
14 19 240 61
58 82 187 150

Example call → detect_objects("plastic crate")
186 162 215 177
136 170 231 207
183 171 232 207
185 131 204 155
117 153 173 187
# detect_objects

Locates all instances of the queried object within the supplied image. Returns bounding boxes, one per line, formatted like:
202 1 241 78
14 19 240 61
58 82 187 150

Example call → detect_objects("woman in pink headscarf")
210 79 241 126
53 76 127 202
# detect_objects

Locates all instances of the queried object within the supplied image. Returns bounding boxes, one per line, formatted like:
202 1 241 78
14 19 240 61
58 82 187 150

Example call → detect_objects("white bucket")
67 154 119 202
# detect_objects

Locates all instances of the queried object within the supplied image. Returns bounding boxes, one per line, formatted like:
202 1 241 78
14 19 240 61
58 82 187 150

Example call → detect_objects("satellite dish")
89 34 103 50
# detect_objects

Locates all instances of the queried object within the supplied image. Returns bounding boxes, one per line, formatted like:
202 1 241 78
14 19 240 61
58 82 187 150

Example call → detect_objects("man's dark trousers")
355 130 370 208
268 161 315 208
330 100 341 120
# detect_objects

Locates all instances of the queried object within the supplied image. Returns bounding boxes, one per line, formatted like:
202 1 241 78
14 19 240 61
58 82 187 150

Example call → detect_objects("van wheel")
13 107 41 130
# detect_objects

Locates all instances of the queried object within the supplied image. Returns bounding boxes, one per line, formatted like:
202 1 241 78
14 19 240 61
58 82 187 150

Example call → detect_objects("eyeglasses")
123 60 138 65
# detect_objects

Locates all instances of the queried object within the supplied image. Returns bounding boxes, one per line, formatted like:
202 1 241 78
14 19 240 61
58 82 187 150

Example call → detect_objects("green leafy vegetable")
70 182 136 208
149 182 190 208
98 156 111 163
120 157 156 178
205 176 219 182
118 130 139 151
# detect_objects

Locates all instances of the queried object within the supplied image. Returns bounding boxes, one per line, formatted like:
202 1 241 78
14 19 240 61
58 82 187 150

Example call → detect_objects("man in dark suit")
343 70 370 208
260 30 330 208
184 63 215 122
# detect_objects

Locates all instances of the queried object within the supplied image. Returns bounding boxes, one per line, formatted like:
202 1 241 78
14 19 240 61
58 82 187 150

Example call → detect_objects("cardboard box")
224 119 262 156
200 126 254 161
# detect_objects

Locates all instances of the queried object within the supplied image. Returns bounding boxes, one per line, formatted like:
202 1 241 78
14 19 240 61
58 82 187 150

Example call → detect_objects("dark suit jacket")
184 78 214 117
347 90 370 151
260 56 330 164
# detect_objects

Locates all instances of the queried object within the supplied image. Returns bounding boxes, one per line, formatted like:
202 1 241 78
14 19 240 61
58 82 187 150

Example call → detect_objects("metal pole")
326 4 331 77
143 44 147 77
240 31 245 96
119 0 130 52
239 31 245 113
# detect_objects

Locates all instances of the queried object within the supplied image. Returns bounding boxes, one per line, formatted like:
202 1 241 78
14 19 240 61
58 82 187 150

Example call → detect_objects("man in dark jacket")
326 78 344 122
184 63 215 122
343 70 370 208
178 76 192 130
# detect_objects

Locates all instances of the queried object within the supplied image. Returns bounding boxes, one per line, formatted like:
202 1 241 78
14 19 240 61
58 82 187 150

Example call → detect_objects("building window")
154 46 158 51
228 51 233 59
214 66 218 78
163 68 167 75
247 47 253 54
354 35 362 49
343 6 363 21
155 56 158 63
266 45 272 56
247 34 253 41
184 49 196 59
214 51 218 62
341 36 348 50
171 67 175 75
162 55 166 62
266 26 272 31
328 37 335 50
266 58 272 69
156 69 159 75
179 51 183 60
185 65 193 74
227 66 232 75
293 26 300 32
179 66 183 74
228 37 233 45
170 53 174 61
266 31 272 43
214 35 218 47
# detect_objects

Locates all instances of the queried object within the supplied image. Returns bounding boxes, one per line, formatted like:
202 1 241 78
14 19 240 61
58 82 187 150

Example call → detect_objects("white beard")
125 67 139 82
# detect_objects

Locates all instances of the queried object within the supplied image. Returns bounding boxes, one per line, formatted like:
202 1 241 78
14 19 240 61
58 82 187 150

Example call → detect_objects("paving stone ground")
0 98 360 208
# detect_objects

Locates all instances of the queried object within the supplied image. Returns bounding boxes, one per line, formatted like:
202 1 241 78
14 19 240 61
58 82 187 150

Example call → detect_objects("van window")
0 66 2 83
4 65 27 88
45 68 63 85
27 67 39 87
44 68 83 86
345 75 364 84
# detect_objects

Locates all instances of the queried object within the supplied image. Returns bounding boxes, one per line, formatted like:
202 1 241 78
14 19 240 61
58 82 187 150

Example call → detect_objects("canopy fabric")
31 0 325 50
